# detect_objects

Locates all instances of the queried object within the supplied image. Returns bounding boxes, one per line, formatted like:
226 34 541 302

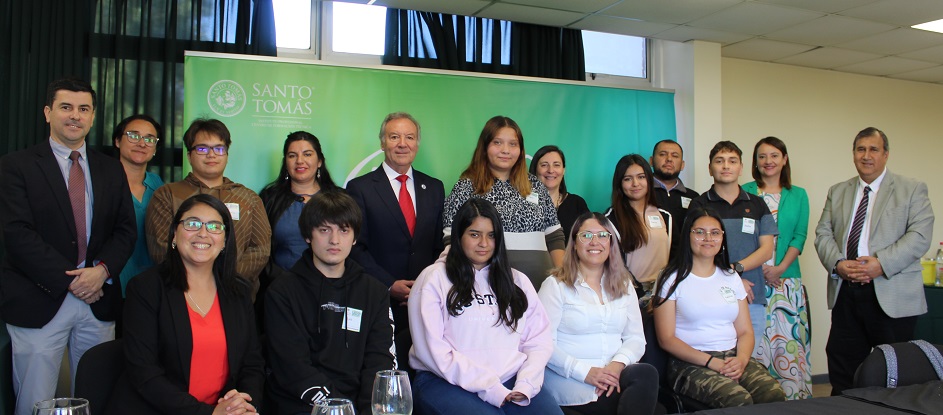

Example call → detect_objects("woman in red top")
109 194 264 414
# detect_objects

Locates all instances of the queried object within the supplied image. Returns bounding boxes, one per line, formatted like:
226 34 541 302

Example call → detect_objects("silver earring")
317 168 321 180
172 241 176 249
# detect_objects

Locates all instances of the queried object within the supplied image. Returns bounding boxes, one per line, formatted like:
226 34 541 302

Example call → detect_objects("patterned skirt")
754 278 812 400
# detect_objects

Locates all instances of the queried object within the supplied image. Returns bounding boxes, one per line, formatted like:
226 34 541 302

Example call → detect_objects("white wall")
720 57 943 376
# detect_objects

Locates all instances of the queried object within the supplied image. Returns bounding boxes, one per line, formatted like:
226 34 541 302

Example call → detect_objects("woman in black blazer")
108 194 263 415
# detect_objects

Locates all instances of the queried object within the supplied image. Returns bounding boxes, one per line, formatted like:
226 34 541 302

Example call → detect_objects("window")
273 0 313 49
582 31 647 79
331 2 386 55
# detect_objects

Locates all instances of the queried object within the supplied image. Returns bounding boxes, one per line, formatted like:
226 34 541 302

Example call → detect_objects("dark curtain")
383 8 585 81
0 0 276 182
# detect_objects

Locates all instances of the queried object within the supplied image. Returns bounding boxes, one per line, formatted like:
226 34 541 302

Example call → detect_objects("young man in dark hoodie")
265 190 396 415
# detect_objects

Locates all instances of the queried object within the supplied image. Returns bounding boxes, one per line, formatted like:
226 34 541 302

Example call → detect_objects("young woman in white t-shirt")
651 207 785 408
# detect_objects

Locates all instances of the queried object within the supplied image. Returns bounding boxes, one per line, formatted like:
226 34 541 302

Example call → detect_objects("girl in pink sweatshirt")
408 198 562 415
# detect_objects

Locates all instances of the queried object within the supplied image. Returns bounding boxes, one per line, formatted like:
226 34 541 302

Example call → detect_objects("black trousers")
826 280 917 395
563 363 659 415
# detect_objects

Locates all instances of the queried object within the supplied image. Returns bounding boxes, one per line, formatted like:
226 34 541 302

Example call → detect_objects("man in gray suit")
815 127 934 395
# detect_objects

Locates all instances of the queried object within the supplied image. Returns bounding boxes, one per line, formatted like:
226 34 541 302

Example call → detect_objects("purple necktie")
846 186 871 259
68 151 87 266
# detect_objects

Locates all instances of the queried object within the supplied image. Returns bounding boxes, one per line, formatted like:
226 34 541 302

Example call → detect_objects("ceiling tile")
774 47 882 68
376 0 491 16
834 56 939 76
475 2 585 27
498 0 619 14
836 28 943 55
763 15 895 46
652 26 753 45
886 65 943 83
753 0 882 14
898 45 943 64
721 38 817 61
573 15 677 37
838 0 943 27
601 0 743 25
687 2 825 35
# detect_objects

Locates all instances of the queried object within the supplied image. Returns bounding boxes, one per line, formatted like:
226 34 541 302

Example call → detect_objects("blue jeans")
748 303 766 355
414 371 564 415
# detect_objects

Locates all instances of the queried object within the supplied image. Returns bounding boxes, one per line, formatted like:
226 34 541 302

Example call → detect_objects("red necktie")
396 175 416 237
68 151 87 265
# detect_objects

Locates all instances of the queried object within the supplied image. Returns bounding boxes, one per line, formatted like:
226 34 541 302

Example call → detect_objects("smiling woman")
529 145 590 242
111 114 165 296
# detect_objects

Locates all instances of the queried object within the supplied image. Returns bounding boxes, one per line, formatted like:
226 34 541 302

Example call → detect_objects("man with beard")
650 140 699 259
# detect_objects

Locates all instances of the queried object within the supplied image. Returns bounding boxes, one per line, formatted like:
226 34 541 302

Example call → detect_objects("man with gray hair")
347 112 445 375
815 127 934 395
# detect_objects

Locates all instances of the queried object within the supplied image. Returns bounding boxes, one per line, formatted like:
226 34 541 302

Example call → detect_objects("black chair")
853 341 943 388
638 311 711 414
74 339 123 415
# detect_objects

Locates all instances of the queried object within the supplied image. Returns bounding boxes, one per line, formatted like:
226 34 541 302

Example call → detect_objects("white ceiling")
367 0 943 84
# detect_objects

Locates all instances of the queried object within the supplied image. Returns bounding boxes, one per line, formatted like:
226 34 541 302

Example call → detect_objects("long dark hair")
610 154 657 251
160 194 243 294
461 116 530 197
751 136 792 190
260 131 339 226
652 207 732 309
529 145 568 194
445 198 527 330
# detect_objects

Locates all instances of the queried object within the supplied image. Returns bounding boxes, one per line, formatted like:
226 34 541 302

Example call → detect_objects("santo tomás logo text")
207 80 247 117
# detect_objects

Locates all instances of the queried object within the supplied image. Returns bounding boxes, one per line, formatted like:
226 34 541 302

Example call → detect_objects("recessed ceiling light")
913 19 943 34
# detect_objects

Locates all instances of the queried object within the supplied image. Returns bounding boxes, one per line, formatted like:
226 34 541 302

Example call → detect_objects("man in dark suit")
347 112 445 374
0 78 136 415
815 127 934 395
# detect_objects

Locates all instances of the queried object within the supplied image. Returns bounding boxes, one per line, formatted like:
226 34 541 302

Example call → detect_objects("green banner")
184 53 676 211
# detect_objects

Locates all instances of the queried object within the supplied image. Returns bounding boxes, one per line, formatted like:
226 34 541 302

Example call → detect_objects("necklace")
185 291 208 316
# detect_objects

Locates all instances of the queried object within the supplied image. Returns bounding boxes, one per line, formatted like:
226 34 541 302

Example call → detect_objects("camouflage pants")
667 348 786 408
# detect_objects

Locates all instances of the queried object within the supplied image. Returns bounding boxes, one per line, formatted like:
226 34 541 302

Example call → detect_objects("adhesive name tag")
742 217 755 234
342 307 363 332
525 193 539 205
648 215 663 228
681 197 691 209
720 286 737 303
225 203 241 221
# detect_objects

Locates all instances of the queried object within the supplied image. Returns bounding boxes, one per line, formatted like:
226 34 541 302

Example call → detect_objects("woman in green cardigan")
743 136 811 400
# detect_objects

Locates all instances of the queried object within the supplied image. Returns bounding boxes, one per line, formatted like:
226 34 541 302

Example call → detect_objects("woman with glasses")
605 154 670 297
742 137 811 400
529 145 589 241
260 131 339 272
652 208 784 408
409 198 561 415
443 116 565 290
109 194 264 414
145 118 271 301
538 212 657 415
111 115 164 295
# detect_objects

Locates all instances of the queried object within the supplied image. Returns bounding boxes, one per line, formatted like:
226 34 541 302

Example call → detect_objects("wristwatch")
733 262 745 275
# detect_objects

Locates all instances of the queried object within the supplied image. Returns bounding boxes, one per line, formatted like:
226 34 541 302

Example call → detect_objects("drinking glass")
312 398 355 415
372 370 413 415
32 398 90 415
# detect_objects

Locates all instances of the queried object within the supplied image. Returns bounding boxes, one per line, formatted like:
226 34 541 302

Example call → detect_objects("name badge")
681 197 691 209
648 215 663 228
525 193 539 205
341 307 363 332
742 217 755 234
720 287 737 303
225 203 241 221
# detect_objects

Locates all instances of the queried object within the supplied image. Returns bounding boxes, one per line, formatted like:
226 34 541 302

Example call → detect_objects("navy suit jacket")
0 141 136 327
347 166 445 287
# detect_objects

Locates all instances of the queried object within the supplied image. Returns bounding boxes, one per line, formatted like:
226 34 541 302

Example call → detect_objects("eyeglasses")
125 131 160 147
191 145 228 156
577 230 612 244
691 228 724 241
179 218 226 234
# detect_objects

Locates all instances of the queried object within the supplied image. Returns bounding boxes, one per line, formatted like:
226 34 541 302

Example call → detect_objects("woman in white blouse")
538 212 657 415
